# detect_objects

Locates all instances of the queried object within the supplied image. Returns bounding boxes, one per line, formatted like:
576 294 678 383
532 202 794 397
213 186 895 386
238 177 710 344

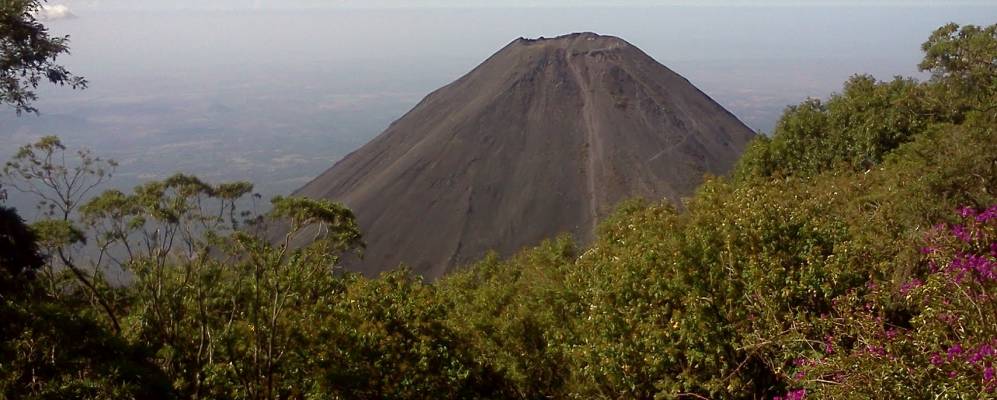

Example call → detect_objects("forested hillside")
1 21 995 399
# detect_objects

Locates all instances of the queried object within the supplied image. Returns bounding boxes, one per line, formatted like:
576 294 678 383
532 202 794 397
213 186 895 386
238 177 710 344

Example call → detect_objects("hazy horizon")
46 1 997 10
3 3 996 216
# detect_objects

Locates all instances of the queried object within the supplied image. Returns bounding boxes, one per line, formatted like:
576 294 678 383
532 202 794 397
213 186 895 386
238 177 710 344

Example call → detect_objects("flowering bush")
785 205 996 398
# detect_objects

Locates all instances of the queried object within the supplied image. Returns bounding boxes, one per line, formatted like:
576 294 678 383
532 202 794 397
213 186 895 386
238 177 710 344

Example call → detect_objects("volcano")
294 33 755 279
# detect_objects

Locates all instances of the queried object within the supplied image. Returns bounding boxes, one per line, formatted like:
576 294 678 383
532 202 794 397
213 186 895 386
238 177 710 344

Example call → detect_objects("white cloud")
35 4 76 21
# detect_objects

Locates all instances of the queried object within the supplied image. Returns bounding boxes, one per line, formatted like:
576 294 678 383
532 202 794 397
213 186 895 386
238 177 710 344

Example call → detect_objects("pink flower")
949 254 997 281
899 279 923 295
931 353 944 366
967 345 995 365
948 344 964 361
959 206 976 218
976 205 997 222
952 225 971 242
867 345 887 357
776 389 807 400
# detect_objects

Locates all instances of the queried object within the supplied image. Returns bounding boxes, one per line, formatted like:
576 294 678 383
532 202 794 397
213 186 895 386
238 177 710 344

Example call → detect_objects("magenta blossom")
899 279 923 295
948 254 996 282
959 206 977 218
977 205 997 223
951 225 971 242
978 345 995 358
931 353 944 366
867 345 887 357
774 389 807 400
948 344 964 361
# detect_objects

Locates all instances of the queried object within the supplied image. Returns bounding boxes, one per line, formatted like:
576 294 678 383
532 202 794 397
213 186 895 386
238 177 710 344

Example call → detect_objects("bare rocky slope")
293 33 756 279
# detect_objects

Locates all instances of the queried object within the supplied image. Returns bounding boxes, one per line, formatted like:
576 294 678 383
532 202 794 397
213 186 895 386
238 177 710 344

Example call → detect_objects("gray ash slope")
294 33 755 279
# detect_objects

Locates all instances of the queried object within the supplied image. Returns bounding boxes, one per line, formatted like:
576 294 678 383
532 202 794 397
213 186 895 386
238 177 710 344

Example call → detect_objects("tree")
0 0 87 114
2 136 116 221
920 23 997 113
734 23 997 182
1 136 120 333
0 206 44 297
0 163 172 400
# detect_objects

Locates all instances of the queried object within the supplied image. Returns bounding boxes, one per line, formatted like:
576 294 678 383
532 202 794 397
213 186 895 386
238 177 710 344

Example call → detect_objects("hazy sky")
55 0 997 9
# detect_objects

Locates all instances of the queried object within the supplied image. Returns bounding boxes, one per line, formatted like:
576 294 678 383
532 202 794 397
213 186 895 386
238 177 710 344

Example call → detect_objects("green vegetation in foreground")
1 21 996 399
